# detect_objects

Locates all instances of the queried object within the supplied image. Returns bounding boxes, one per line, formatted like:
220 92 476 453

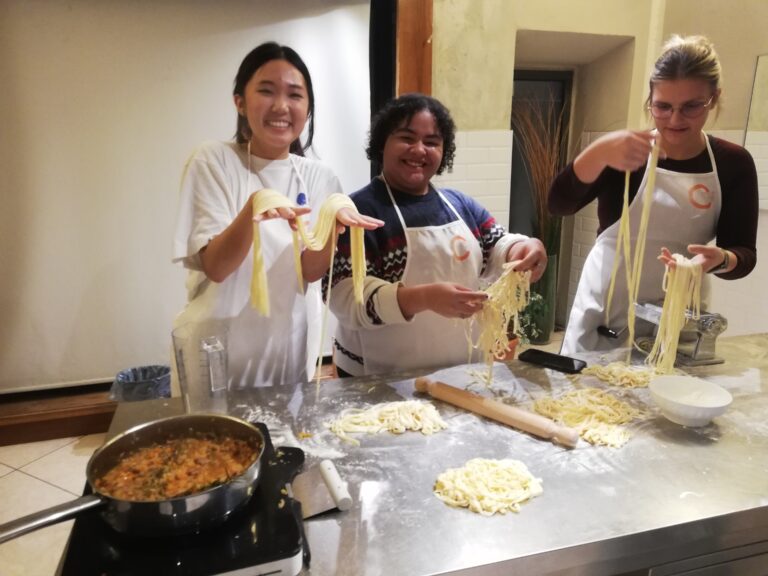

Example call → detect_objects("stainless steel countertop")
105 334 768 575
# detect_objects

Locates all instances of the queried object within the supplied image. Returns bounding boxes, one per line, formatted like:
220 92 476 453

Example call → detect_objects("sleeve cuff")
372 282 410 325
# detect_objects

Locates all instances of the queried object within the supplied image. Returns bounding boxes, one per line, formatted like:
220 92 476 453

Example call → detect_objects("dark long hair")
366 93 456 175
233 42 315 156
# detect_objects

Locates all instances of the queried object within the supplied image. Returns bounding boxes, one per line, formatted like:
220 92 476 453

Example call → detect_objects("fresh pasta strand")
645 254 701 373
468 264 531 385
582 361 657 388
250 190 366 316
327 400 448 446
533 388 645 447
433 458 543 516
604 143 661 359
627 143 660 348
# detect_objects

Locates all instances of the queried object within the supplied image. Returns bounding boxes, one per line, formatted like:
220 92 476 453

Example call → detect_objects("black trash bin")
110 365 171 402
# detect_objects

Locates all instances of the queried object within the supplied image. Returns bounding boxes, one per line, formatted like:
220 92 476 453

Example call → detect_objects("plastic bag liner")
110 365 171 402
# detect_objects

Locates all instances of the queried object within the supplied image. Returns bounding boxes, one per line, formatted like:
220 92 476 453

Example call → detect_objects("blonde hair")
646 35 722 111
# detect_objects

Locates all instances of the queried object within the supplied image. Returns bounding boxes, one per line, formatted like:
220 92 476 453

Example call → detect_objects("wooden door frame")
396 0 432 95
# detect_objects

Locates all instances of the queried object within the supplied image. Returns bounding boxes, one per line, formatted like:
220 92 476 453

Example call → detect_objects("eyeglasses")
647 95 715 119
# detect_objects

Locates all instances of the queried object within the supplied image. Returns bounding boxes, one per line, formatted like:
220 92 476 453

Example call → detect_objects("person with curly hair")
327 93 547 377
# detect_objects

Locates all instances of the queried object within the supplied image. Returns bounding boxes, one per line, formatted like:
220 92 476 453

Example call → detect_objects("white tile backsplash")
433 129 513 228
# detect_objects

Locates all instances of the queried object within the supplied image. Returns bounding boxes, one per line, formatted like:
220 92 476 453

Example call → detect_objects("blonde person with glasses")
548 35 758 354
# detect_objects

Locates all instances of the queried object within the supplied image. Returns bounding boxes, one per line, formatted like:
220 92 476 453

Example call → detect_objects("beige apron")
562 135 722 354
359 181 484 375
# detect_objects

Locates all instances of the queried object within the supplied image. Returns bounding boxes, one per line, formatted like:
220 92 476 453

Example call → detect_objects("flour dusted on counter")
533 388 646 448
434 458 542 516
327 400 447 446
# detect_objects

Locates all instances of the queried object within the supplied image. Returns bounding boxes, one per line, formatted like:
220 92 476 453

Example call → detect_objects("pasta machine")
634 302 728 366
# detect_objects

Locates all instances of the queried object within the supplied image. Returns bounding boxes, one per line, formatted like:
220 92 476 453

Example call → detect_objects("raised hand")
507 238 548 282
574 130 664 184
334 207 385 235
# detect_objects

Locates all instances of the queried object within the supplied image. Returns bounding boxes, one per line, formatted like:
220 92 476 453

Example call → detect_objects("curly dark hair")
366 93 456 175
233 42 315 156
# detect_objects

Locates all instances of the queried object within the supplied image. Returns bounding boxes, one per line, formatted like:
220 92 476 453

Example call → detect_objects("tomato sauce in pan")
94 436 259 501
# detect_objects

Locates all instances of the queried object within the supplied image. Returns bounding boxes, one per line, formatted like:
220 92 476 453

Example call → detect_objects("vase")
529 253 557 345
500 336 520 361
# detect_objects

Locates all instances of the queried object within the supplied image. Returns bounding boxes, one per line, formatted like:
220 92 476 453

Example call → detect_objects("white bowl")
649 375 732 427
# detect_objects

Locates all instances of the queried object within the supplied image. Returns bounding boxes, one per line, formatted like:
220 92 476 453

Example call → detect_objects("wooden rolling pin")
414 377 579 448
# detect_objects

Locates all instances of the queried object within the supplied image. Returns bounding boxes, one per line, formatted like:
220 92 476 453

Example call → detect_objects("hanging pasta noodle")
327 400 448 446
645 254 701 373
433 458 542 516
604 142 661 357
533 388 645 447
250 191 366 316
469 264 531 385
627 142 660 349
589 142 662 387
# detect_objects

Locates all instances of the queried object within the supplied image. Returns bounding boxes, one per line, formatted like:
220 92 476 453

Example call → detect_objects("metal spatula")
290 460 352 519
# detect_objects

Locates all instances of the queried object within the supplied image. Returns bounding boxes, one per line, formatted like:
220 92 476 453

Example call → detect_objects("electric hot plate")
58 423 308 576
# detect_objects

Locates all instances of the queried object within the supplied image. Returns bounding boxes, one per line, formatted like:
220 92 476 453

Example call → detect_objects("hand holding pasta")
395 281 488 322
594 130 657 174
506 238 547 283
251 195 311 231
660 244 727 274
250 191 370 316
646 253 702 373
469 264 530 384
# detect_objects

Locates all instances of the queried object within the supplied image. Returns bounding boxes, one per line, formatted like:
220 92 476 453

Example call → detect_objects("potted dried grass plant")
511 98 567 344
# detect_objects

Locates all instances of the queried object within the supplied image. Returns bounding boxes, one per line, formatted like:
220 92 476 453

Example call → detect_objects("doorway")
510 70 572 329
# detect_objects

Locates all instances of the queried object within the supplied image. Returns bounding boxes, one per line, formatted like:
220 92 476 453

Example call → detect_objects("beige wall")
573 39 637 135
663 0 768 130
432 0 659 130
433 0 768 132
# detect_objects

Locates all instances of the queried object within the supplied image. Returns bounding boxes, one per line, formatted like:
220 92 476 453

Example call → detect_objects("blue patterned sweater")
326 177 507 292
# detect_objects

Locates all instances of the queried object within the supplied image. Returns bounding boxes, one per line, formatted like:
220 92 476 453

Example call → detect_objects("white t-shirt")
173 141 343 387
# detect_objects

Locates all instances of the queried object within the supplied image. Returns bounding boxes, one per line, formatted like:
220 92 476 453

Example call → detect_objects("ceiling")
515 29 633 68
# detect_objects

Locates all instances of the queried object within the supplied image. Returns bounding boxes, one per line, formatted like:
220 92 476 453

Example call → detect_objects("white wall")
745 130 768 209
0 0 370 393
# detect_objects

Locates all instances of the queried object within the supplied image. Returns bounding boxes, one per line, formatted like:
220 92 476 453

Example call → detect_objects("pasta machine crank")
634 302 727 366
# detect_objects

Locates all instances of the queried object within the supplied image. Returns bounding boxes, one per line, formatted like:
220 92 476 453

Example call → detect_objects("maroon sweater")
548 135 758 280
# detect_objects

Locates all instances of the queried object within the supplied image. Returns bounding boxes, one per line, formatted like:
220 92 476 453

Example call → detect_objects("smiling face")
381 110 444 196
650 78 718 159
234 59 309 159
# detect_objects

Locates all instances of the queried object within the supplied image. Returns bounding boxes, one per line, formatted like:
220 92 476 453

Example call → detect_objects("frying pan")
0 413 265 544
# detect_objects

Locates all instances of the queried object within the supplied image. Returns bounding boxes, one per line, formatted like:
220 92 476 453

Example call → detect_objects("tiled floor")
0 433 106 576
0 333 564 575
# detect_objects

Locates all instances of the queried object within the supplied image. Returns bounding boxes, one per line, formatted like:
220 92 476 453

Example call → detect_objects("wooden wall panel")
396 0 433 95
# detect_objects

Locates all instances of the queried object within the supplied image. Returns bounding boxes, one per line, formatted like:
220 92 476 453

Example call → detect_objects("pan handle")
0 494 105 544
